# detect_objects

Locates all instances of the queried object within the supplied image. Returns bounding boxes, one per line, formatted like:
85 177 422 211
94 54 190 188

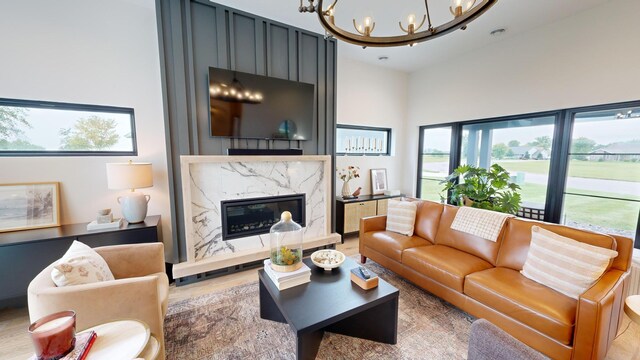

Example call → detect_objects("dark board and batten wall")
156 0 338 263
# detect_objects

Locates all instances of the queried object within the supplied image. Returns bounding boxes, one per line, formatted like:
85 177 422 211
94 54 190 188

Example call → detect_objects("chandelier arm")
370 22 376 33
415 14 427 32
424 0 433 30
315 0 497 47
399 21 409 34
352 19 364 35
324 0 338 15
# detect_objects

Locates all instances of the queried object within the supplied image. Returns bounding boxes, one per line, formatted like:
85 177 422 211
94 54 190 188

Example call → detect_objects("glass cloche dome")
269 211 303 272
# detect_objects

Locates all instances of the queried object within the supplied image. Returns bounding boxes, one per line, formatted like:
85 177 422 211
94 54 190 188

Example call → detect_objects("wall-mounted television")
208 67 315 140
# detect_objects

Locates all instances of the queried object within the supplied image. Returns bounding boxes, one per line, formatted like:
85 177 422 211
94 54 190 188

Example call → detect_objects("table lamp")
106 161 153 223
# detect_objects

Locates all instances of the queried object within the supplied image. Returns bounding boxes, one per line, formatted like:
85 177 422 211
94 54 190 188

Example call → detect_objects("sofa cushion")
413 200 444 243
497 218 617 271
386 200 418 236
464 267 577 345
433 205 505 265
361 231 432 262
521 226 618 300
403 245 493 292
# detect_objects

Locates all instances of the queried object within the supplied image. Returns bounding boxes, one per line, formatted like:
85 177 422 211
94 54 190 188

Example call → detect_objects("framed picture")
0 182 60 232
370 168 388 195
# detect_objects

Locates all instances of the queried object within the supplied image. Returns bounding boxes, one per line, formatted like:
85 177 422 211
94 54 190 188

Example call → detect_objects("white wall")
0 0 174 259
336 56 410 197
405 0 640 196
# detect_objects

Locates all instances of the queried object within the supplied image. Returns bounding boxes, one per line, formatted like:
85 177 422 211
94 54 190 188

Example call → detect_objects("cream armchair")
28 243 169 359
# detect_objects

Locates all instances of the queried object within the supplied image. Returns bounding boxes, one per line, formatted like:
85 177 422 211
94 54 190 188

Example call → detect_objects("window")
336 125 391 156
461 115 556 211
418 126 452 202
561 106 640 239
0 98 136 156
416 100 640 247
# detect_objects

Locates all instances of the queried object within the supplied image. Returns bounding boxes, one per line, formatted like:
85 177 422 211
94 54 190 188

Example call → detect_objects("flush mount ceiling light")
299 0 498 48
210 76 263 104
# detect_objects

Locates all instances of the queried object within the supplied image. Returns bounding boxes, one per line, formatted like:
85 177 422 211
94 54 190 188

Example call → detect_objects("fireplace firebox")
220 194 306 241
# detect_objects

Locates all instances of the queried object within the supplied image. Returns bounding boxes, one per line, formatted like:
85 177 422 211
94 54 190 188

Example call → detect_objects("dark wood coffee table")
258 257 399 360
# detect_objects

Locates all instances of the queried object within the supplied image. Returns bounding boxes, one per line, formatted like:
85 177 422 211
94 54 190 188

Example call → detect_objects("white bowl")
310 249 345 271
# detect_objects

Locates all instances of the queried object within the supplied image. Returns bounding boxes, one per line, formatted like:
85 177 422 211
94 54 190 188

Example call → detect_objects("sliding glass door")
561 106 640 239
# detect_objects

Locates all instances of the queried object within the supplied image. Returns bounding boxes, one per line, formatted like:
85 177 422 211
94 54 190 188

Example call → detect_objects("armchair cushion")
51 241 114 286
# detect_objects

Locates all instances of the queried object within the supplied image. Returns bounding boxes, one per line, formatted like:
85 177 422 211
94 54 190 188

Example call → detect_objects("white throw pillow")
520 226 618 299
51 241 115 287
385 200 418 236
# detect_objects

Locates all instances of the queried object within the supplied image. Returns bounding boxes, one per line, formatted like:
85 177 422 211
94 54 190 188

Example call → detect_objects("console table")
0 216 161 308
336 194 403 236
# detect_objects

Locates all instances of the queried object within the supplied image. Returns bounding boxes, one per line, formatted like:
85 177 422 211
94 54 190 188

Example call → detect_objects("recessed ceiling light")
378 56 389 61
490 28 506 36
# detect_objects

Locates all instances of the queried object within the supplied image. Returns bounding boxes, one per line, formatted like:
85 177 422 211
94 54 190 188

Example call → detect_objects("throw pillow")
520 226 618 299
386 200 418 236
51 241 115 287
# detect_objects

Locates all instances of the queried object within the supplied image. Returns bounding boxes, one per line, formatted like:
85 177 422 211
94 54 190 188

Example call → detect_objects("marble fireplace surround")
173 155 340 279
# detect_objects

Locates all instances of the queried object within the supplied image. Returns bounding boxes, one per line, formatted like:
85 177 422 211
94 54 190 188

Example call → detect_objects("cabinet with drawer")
336 195 403 237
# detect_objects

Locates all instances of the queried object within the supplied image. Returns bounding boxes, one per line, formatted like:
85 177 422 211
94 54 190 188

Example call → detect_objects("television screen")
208 67 315 140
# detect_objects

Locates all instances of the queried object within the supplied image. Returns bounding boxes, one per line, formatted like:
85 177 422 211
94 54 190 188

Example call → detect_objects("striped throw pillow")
385 200 418 236
520 226 618 299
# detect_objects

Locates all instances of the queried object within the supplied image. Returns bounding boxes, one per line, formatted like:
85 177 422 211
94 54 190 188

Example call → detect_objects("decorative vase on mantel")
341 181 351 199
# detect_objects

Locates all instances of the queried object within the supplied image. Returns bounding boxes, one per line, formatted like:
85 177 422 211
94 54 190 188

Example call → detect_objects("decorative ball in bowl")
310 249 345 271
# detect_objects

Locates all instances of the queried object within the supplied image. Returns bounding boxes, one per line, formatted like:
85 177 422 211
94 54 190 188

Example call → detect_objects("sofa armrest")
95 243 165 279
360 215 387 235
28 275 165 339
573 269 628 360
359 215 387 255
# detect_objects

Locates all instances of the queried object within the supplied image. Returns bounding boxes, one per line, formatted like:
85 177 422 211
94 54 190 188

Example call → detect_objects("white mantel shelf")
173 155 340 279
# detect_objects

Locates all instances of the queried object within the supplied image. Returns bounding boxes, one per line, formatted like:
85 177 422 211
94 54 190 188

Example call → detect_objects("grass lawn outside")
496 159 640 183
420 179 639 235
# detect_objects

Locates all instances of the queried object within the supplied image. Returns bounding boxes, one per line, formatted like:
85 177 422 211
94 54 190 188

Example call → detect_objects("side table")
79 319 158 360
624 295 640 360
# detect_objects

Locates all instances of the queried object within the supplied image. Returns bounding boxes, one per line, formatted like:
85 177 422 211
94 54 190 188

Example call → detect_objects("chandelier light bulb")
354 16 376 37
408 14 416 25
450 0 476 18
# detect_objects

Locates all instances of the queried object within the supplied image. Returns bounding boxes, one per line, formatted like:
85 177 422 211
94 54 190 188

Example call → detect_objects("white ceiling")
210 0 611 73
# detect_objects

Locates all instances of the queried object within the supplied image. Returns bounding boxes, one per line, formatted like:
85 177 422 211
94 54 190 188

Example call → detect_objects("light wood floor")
1 236 637 359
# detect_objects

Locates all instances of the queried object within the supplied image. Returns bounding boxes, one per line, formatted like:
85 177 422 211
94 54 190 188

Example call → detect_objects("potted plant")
440 164 522 214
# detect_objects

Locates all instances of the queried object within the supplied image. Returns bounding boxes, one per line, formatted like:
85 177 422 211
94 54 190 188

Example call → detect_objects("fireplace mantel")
173 155 340 279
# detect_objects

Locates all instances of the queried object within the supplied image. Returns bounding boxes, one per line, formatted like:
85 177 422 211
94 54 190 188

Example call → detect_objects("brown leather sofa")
359 200 633 360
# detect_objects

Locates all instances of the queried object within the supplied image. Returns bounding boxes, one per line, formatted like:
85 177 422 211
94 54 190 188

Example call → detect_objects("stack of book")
29 331 97 360
263 259 311 290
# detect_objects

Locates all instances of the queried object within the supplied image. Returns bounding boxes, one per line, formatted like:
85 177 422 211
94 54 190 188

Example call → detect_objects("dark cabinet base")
0 216 161 308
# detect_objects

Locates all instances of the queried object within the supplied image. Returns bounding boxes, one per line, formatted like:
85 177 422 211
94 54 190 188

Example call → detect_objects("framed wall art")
0 182 60 232
370 168 388 195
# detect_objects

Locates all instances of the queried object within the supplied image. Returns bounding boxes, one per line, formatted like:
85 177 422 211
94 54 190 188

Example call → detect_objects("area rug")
164 259 475 359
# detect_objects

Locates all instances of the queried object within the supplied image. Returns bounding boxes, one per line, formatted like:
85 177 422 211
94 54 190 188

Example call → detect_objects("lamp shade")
106 162 153 190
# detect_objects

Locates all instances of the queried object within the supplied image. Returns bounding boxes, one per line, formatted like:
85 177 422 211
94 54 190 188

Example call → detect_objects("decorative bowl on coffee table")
311 249 345 271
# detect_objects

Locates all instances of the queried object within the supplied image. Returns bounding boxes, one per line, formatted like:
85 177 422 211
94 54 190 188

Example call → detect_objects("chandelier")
299 0 498 48
210 76 263 104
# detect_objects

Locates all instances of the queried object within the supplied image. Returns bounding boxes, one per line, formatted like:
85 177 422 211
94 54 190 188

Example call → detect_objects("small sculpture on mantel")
352 187 362 197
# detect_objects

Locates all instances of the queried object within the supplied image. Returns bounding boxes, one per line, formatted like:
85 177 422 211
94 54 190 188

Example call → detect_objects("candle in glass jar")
29 311 76 360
